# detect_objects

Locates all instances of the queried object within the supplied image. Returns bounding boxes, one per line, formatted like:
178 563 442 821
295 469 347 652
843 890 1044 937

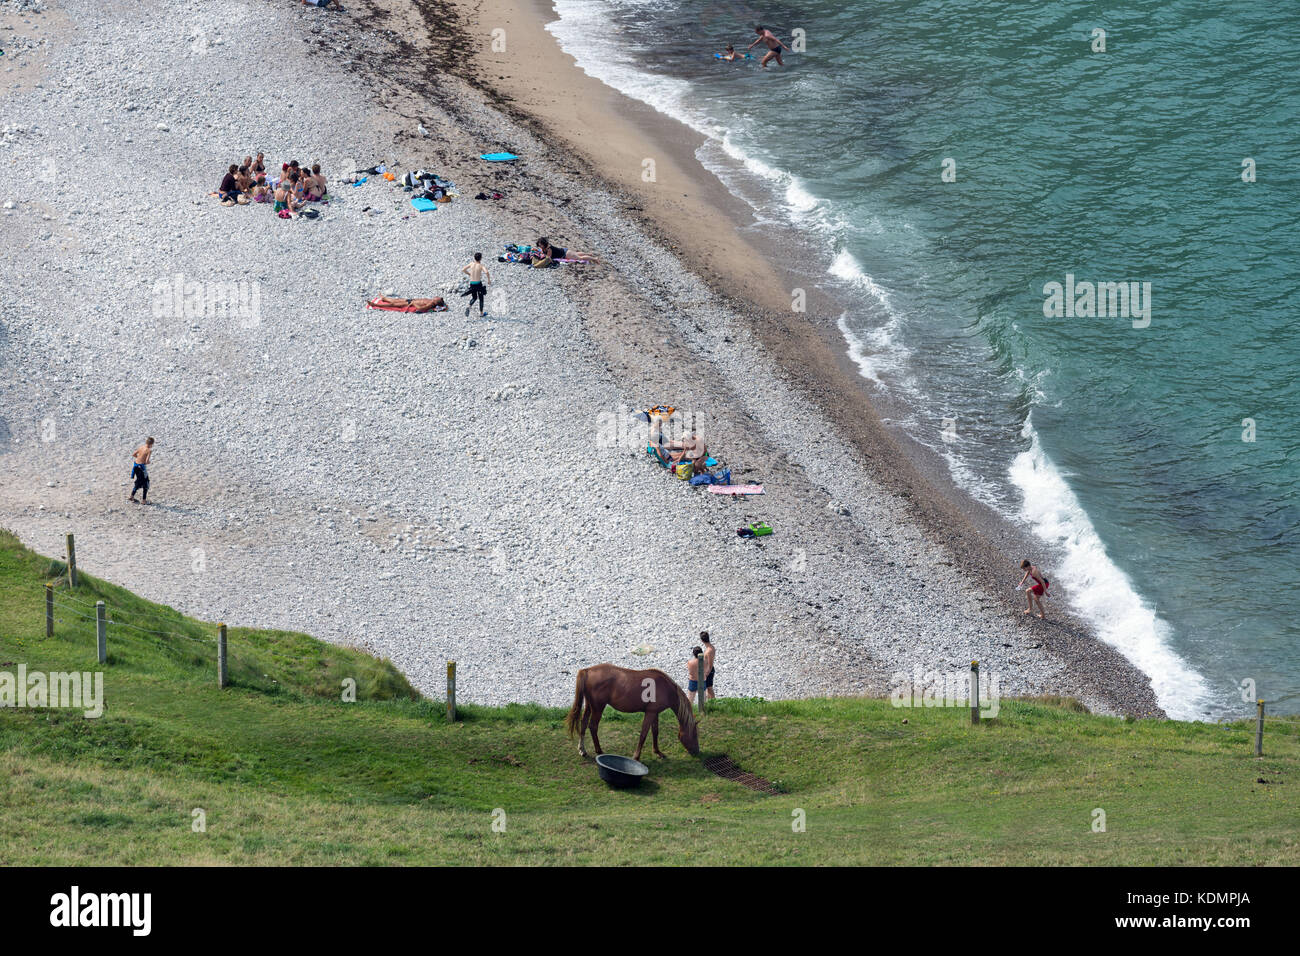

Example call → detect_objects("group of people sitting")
216 153 328 218
648 410 709 471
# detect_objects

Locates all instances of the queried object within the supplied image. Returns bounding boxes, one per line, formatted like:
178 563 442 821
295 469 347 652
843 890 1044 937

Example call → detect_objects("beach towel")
646 444 672 468
480 152 519 162
708 484 764 495
366 296 447 313
410 197 437 212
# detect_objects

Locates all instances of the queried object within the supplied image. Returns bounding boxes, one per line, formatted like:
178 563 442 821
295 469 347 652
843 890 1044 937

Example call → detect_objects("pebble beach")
0 0 1163 715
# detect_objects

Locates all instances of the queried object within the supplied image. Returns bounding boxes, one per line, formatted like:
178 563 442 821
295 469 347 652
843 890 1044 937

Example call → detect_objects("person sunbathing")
533 236 600 266
251 176 271 203
368 295 447 312
647 413 669 458
647 413 707 468
667 433 708 469
251 152 266 176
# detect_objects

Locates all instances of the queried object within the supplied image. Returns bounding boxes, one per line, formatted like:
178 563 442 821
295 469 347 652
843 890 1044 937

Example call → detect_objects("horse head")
679 718 700 756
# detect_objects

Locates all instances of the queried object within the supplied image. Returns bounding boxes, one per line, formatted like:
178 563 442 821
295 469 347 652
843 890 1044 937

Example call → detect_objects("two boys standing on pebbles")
686 631 716 711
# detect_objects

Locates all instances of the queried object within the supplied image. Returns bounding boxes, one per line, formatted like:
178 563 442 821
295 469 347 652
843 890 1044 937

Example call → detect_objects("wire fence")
11 549 1300 745
18 577 281 692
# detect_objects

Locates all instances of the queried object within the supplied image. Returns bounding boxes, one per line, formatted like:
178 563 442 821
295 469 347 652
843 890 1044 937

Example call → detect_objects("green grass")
0 528 1296 865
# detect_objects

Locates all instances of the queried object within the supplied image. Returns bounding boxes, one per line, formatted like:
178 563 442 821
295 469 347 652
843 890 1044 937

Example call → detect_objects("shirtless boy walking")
461 252 491 316
748 24 791 69
129 437 154 504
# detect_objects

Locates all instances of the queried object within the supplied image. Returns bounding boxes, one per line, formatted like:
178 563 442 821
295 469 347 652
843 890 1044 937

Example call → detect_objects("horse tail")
565 668 587 738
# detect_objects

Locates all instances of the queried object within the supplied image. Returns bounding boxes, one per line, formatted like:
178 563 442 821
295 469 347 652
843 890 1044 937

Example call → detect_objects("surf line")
1042 273 1152 328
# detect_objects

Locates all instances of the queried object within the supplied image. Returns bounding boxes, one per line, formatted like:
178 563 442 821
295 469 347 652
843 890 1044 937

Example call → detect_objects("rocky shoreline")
0 0 1162 715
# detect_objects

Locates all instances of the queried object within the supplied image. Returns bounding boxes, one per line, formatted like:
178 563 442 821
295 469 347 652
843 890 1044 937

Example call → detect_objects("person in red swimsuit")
1018 559 1049 619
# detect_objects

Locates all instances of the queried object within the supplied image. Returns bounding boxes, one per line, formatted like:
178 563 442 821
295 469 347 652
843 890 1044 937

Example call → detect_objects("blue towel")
480 152 519 162
410 197 437 212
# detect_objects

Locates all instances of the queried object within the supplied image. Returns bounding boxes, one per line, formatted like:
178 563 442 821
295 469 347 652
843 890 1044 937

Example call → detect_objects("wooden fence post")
65 532 78 588
217 623 228 689
1255 699 1264 757
447 661 456 722
45 584 53 638
95 601 106 663
970 661 980 725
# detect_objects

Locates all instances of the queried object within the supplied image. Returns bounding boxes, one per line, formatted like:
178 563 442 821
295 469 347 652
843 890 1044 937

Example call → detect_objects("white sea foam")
1008 416 1210 719
837 311 889 385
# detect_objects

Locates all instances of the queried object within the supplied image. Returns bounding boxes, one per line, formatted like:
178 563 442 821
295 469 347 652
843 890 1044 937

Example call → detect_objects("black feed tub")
595 754 650 789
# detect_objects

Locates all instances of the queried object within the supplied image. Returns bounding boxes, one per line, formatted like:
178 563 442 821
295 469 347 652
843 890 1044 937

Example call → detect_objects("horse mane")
635 668 695 727
670 676 697 730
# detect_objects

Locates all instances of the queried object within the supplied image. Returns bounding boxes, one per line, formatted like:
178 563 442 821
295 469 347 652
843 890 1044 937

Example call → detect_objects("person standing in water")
748 24 791 69
700 631 717 701
1017 559 1048 619
461 252 490 316
129 437 154 504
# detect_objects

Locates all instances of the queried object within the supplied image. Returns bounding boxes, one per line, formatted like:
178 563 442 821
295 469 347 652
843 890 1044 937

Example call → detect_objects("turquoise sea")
546 0 1300 718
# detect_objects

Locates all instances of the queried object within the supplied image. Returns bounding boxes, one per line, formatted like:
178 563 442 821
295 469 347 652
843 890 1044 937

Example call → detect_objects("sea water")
545 0 1300 719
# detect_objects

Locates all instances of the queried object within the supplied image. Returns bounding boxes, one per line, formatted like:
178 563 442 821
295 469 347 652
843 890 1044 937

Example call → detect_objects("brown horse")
565 663 700 760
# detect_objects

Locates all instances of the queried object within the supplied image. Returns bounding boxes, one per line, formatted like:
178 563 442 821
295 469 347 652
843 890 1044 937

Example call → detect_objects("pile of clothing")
401 169 454 201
